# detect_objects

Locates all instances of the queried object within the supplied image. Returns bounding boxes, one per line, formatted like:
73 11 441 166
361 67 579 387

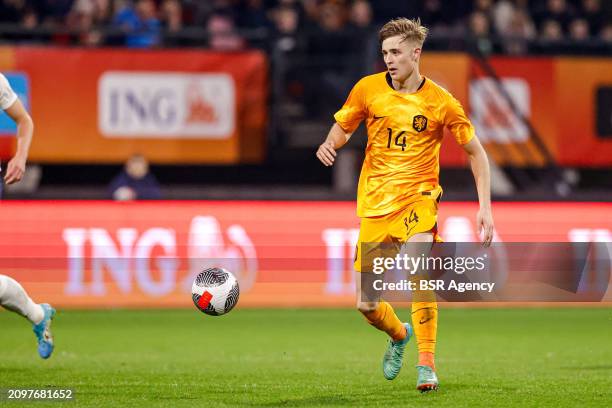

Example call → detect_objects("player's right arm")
316 123 352 166
316 78 367 167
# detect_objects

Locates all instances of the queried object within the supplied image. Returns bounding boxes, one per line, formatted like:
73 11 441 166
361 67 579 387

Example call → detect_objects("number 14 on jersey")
386 128 407 151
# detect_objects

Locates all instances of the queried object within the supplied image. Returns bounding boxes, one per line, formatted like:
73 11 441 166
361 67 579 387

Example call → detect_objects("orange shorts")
354 188 443 273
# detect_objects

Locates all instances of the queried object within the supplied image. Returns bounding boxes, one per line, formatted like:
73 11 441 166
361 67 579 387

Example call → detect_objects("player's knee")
357 301 378 314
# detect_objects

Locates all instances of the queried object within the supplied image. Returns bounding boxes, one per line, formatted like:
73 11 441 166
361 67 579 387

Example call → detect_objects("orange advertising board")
554 58 612 166
421 53 472 166
0 201 610 308
470 57 556 167
0 47 610 166
0 46 268 164
471 56 612 166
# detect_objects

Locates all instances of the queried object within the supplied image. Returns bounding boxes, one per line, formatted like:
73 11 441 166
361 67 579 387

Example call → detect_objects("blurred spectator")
0 0 40 33
270 5 301 53
0 0 29 24
468 10 495 55
419 0 462 36
579 0 604 35
300 0 320 29
205 0 241 21
317 1 346 34
420 0 444 29
37 0 74 26
237 0 269 29
492 0 515 36
540 18 563 41
68 0 112 46
181 0 214 26
470 10 491 36
534 0 575 32
157 0 182 46
473 0 494 15
305 1 351 59
568 18 590 40
269 4 305 119
347 0 376 76
300 1 360 117
160 0 182 32
22 10 38 29
349 0 372 30
369 0 419 25
472 0 496 31
206 12 245 51
112 0 161 48
108 154 161 201
601 24 612 43
273 5 299 36
0 0 608 56
502 8 536 54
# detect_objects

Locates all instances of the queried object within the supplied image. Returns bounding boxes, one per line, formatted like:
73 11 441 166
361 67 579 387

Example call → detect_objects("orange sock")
418 352 436 371
362 301 406 341
411 301 438 366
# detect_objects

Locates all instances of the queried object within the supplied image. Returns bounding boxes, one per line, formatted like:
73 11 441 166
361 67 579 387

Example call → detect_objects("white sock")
0 275 45 324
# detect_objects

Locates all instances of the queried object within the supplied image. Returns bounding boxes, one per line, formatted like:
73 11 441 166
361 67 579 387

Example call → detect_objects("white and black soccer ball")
192 267 240 316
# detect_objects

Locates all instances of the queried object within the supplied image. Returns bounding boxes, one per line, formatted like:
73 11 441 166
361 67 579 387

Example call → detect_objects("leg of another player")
0 274 56 358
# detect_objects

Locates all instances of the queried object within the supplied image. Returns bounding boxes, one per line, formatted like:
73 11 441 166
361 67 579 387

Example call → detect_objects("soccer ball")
192 267 240 316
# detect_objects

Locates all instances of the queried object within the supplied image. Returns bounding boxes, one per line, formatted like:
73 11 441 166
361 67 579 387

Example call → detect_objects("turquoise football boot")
416 365 439 392
382 323 412 380
32 304 55 359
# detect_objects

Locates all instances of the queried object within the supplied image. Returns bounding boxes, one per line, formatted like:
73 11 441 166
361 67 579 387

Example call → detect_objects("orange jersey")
334 72 475 217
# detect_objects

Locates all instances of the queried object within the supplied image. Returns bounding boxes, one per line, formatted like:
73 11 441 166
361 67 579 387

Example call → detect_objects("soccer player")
316 18 494 391
0 72 55 359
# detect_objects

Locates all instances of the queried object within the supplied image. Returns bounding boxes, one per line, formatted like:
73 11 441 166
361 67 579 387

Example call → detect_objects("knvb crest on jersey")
413 115 428 132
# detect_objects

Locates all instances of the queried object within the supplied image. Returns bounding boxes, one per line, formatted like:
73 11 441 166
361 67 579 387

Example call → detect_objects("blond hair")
379 18 428 46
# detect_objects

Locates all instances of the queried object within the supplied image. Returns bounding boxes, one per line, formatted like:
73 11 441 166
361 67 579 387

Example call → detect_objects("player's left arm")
3 98 33 185
462 137 494 247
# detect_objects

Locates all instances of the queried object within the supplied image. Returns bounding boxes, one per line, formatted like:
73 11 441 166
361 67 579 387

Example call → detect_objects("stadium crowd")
0 0 609 53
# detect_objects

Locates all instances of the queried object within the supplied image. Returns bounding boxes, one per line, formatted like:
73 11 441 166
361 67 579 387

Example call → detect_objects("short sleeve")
333 79 367 133
0 74 18 111
444 95 475 145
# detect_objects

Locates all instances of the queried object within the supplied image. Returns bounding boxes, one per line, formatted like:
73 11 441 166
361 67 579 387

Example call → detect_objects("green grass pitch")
0 308 610 407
